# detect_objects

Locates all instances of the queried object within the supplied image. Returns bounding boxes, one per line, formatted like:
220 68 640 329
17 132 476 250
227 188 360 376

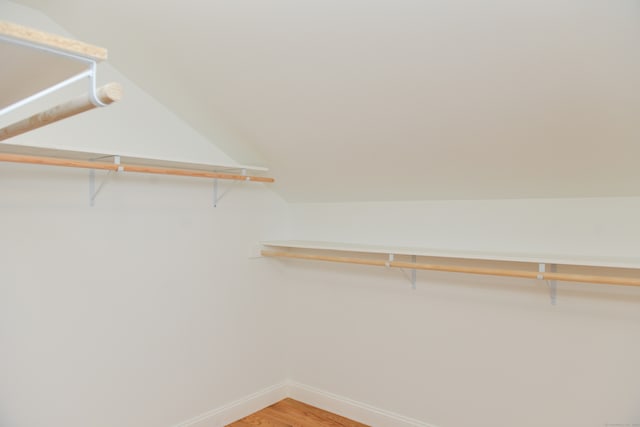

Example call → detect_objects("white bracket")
213 178 218 207
0 36 107 118
389 253 417 289
212 169 246 207
408 255 417 290
547 264 558 306
538 263 558 305
385 253 394 267
89 156 121 206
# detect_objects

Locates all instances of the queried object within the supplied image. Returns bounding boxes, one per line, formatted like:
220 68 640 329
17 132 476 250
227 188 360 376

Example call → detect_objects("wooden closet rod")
0 83 123 142
0 152 275 183
261 250 640 287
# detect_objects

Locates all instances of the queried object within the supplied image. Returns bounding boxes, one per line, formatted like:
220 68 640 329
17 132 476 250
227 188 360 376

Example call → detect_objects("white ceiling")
10 0 640 202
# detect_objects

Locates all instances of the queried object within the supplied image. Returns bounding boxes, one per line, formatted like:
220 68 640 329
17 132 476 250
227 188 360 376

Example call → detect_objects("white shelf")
261 240 640 270
261 240 640 294
0 141 269 175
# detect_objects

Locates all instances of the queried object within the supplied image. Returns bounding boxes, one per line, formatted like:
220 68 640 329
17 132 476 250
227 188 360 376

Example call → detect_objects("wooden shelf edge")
0 20 107 61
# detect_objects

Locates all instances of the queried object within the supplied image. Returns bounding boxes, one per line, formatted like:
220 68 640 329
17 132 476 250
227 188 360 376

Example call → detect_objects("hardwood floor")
226 398 370 427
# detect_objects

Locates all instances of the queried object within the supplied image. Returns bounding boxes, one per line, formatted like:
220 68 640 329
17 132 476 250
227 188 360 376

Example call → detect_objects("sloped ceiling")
9 0 640 202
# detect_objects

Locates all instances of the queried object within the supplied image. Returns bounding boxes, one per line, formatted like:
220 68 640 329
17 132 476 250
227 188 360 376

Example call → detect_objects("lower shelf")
261 241 640 288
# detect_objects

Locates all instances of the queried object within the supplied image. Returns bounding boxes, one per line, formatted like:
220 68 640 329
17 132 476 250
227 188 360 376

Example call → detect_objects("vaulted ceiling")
10 0 640 202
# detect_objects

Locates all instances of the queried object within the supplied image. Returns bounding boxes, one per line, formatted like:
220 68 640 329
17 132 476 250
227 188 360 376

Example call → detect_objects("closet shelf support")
397 254 417 289
0 22 109 118
213 169 248 207
538 263 558 305
0 20 121 143
89 156 122 206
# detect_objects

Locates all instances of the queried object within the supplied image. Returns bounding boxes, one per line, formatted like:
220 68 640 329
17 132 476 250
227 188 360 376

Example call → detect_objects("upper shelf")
261 240 640 269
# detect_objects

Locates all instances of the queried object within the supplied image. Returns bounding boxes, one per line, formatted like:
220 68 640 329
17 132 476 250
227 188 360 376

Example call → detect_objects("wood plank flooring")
226 398 370 427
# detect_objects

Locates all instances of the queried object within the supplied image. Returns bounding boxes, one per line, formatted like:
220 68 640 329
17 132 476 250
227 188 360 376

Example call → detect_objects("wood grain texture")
0 83 123 142
0 20 107 60
0 153 120 171
122 164 274 182
227 398 369 427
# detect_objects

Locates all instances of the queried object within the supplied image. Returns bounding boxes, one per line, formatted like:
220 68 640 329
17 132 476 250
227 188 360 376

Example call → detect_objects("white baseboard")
172 381 288 427
173 380 439 427
287 381 440 427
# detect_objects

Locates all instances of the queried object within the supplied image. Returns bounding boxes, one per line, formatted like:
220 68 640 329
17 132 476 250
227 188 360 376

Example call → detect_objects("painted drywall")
284 198 640 427
0 3 290 427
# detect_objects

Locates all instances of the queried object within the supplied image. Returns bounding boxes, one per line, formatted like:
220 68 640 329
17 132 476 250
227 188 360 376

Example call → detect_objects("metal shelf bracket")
388 253 417 289
213 168 246 207
89 155 121 206
538 263 558 305
0 35 107 118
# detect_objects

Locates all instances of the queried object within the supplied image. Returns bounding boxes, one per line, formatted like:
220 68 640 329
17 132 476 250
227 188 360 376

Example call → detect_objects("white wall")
285 198 640 427
0 3 290 427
